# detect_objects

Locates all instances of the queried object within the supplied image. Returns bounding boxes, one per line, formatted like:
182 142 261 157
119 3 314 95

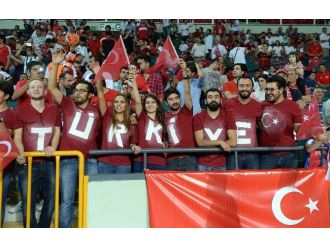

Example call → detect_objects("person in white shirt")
179 20 194 41
229 40 246 65
320 27 330 58
284 39 296 56
211 36 227 60
179 40 189 55
204 29 214 60
191 37 207 63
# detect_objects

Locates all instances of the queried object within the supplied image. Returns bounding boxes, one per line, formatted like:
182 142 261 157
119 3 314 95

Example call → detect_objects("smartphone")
25 42 32 47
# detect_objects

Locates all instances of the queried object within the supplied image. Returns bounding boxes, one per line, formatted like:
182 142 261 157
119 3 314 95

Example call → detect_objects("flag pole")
167 35 179 60
119 35 130 66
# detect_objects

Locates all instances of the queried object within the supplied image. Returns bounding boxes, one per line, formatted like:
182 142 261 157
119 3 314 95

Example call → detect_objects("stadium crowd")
1 19 330 227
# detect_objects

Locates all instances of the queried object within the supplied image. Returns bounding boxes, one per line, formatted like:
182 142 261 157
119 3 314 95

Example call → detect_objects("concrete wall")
87 173 149 228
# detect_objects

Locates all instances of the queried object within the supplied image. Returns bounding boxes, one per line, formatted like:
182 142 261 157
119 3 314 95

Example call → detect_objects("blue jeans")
98 162 131 174
167 156 198 171
17 160 55 228
198 164 226 171
259 153 298 169
226 153 260 170
133 161 167 173
59 158 98 228
1 164 13 226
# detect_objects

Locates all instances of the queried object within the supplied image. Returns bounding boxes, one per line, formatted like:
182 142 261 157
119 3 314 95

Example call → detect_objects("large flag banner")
297 91 323 140
147 36 179 74
0 129 18 172
95 35 130 81
146 169 330 227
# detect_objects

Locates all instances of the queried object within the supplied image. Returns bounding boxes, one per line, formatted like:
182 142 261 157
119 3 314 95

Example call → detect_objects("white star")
272 118 279 125
305 198 319 214
303 115 309 121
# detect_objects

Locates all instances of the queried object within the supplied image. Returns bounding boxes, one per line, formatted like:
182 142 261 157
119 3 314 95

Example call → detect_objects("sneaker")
7 201 22 214
36 200 44 212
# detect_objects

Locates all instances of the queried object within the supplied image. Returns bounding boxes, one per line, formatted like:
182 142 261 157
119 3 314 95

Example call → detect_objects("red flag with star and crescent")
297 91 323 140
0 128 18 172
146 169 330 227
147 36 179 74
95 35 130 81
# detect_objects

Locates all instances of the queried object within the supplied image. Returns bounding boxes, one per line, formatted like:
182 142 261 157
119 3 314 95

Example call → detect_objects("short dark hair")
237 76 254 87
186 62 197 74
205 88 221 97
26 61 42 73
0 81 14 98
234 63 247 73
59 71 73 80
164 87 180 102
137 54 151 65
76 80 95 95
266 75 286 90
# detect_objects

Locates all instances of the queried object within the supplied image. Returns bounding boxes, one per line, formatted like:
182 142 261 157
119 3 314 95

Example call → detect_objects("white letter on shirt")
204 128 222 141
168 117 179 144
236 121 251 145
31 127 52 151
146 120 162 144
108 124 127 147
68 112 95 140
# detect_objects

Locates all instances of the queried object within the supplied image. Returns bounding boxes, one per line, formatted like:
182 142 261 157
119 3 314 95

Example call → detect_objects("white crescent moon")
0 141 12 157
272 186 305 226
261 112 272 128
108 50 119 65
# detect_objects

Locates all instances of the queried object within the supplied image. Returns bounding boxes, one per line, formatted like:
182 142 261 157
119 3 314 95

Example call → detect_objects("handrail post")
26 156 33 228
54 156 60 228
0 171 3 227
77 152 85 228
234 151 239 170
143 152 147 170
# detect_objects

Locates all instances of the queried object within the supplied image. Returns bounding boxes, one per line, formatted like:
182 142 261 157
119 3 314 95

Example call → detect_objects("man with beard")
223 77 262 170
13 79 61 227
165 59 198 171
47 52 101 227
260 75 302 169
222 63 247 99
193 88 237 171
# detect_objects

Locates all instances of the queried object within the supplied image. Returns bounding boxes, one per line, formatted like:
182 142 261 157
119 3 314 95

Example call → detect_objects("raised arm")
47 53 65 104
129 65 143 116
95 79 107 117
179 59 193 110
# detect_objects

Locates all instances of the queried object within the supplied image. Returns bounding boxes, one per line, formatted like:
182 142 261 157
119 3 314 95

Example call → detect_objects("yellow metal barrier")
0 151 85 228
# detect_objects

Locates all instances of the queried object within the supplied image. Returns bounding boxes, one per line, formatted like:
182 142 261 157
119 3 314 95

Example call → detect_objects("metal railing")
0 150 85 228
90 146 328 170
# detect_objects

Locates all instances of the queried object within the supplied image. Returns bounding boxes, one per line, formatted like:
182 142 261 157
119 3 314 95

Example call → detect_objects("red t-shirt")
87 39 101 56
222 97 262 147
193 110 236 167
0 108 15 131
13 104 61 152
316 71 330 85
136 74 150 93
15 80 53 107
137 24 149 40
165 107 195 159
98 109 134 166
222 80 238 95
59 96 101 157
260 99 303 148
307 43 322 56
90 89 119 110
0 45 11 68
135 111 166 165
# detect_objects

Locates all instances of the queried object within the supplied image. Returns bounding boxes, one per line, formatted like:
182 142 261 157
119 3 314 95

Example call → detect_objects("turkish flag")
0 129 18 172
146 169 330 227
297 91 323 140
147 36 179 74
95 35 130 81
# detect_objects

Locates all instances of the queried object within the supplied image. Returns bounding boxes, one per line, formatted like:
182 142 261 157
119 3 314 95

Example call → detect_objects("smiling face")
27 79 45 100
237 78 253 99
265 82 282 103
113 95 127 114
144 96 158 114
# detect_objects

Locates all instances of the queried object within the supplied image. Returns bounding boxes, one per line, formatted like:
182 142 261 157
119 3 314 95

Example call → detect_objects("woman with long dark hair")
95 79 140 174
130 66 167 172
